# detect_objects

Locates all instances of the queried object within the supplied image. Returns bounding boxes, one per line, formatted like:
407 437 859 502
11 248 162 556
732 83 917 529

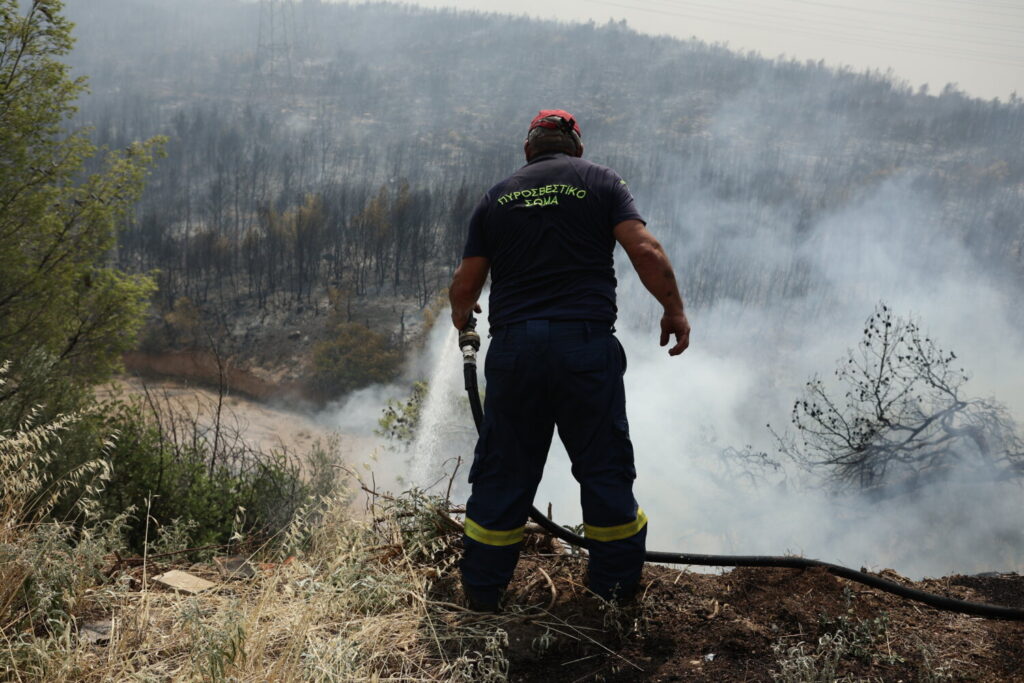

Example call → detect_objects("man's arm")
613 219 690 355
449 256 490 329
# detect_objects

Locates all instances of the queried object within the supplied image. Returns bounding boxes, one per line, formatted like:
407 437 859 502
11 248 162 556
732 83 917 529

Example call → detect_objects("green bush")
377 380 428 445
93 397 318 550
311 322 401 399
26 390 323 553
2 353 327 557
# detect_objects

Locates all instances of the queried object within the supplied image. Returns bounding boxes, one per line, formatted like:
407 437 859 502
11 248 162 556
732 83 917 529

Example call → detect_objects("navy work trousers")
461 319 647 604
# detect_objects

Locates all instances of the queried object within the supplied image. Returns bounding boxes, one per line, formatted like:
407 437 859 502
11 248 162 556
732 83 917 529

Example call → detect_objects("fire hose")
457 316 1024 621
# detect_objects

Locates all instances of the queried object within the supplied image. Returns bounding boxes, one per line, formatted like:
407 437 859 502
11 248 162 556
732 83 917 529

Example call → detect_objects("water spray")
457 315 1024 621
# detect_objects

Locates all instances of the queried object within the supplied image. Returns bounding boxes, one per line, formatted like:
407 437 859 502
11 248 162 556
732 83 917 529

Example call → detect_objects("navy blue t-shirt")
462 153 645 327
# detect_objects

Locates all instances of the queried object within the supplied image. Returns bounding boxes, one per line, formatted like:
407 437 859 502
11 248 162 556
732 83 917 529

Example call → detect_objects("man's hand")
614 220 690 356
661 312 690 356
452 303 482 330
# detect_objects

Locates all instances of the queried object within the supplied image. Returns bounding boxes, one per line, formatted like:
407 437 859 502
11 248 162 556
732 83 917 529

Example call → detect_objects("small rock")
214 555 256 579
152 570 216 594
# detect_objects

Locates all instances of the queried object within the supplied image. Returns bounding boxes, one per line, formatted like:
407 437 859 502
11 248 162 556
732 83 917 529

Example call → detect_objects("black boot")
462 580 502 613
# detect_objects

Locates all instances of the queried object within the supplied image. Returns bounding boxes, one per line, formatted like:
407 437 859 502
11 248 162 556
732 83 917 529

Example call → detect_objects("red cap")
529 109 581 137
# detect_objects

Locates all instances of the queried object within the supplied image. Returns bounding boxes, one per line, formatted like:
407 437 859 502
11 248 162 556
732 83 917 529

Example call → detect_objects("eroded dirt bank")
99 375 378 464
123 350 310 403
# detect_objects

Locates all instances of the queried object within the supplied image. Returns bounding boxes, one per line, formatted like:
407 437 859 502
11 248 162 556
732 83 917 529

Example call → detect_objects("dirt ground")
449 534 1024 682
97 376 377 462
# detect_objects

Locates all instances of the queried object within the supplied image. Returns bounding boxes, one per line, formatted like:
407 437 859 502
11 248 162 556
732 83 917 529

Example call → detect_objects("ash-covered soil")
449 536 1024 682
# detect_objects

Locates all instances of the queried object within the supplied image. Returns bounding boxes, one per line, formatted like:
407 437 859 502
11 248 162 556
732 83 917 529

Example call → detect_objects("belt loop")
584 321 591 342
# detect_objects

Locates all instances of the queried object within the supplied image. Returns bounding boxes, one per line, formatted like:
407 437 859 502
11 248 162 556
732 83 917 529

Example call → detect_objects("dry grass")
0 441 516 681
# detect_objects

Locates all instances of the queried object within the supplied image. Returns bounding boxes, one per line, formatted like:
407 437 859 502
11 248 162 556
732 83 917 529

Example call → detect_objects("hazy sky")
401 0 1024 101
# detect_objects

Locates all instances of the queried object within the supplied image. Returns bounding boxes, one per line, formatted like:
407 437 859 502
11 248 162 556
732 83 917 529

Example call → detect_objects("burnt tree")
785 304 1024 496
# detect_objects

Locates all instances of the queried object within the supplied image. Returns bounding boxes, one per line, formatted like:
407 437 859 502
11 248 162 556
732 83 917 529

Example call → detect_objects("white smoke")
609 172 1024 578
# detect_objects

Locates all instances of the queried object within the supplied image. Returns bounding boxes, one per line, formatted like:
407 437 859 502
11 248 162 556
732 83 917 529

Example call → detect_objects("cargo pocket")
613 337 627 375
467 425 490 484
611 416 636 480
563 343 609 414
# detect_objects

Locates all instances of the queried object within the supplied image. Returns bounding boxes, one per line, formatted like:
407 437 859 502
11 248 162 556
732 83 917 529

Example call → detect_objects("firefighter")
449 110 689 611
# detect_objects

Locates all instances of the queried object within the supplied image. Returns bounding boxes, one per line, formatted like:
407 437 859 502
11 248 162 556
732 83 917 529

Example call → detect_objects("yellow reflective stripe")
464 517 525 546
584 508 648 543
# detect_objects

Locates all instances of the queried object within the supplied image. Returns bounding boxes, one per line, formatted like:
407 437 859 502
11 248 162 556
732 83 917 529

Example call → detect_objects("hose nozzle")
459 314 481 363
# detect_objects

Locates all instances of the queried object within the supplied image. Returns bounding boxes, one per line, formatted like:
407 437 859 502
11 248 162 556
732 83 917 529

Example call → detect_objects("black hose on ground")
457 319 1024 620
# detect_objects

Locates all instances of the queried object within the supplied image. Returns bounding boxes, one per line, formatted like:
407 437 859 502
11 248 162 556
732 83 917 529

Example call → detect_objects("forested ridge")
67 0 1024 352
